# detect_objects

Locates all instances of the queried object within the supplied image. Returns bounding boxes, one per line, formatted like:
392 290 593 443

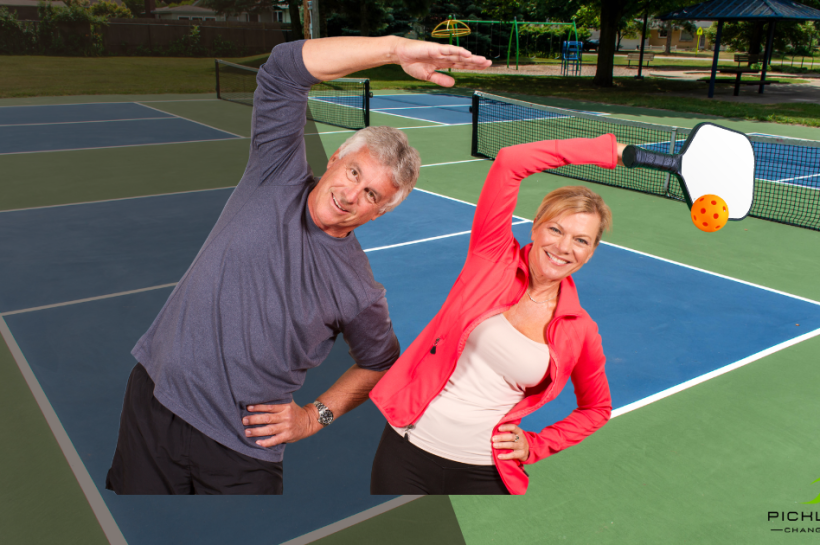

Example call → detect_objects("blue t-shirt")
132 41 400 463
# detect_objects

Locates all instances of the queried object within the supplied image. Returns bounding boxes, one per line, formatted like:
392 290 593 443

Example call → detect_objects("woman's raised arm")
468 135 620 262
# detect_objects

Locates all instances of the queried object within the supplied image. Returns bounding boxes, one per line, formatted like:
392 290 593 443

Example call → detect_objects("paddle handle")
622 145 681 173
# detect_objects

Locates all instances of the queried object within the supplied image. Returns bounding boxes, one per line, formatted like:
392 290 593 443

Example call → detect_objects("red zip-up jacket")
370 134 617 495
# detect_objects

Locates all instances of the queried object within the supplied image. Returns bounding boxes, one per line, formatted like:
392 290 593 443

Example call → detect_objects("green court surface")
1 91 819 545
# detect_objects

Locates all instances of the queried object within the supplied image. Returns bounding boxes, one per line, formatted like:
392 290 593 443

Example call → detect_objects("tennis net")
471 91 820 231
215 59 371 130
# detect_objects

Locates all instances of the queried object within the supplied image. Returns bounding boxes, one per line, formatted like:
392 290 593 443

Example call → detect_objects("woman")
369 134 626 495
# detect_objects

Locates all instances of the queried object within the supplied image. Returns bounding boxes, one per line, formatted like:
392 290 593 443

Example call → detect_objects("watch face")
314 401 333 426
318 410 333 426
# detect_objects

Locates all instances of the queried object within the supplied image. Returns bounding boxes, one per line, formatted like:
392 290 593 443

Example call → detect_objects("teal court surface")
2 90 820 545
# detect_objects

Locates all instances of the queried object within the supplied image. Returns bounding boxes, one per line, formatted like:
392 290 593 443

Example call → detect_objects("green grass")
348 65 820 128
3 55 819 127
0 56 220 97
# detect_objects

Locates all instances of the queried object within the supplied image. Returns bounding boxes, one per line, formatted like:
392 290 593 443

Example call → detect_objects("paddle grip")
622 145 680 173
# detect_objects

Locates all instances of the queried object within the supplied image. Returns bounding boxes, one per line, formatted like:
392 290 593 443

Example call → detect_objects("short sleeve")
252 40 321 183
342 296 401 372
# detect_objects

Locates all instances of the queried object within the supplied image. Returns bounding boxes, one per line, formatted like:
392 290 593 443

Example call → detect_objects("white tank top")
393 313 550 465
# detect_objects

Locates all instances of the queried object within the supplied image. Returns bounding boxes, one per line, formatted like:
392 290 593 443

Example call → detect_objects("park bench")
627 52 655 68
734 53 761 67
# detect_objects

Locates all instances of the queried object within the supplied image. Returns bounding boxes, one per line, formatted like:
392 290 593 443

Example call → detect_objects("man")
105 36 491 494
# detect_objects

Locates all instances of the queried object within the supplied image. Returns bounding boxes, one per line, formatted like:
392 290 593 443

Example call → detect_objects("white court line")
374 104 470 111
137 102 246 138
0 136 245 156
413 186 531 222
421 158 488 168
0 318 128 545
601 239 820 307
0 101 139 109
0 160 486 214
139 98 220 103
0 223 533 316
370 110 448 125
0 283 179 317
279 496 423 545
372 93 471 99
760 172 820 187
364 220 530 254
0 186 235 215
304 124 461 136
0 116 173 128
0 99 217 109
611 326 820 419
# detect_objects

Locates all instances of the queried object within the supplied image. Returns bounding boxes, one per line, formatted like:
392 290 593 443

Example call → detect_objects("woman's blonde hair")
533 186 612 245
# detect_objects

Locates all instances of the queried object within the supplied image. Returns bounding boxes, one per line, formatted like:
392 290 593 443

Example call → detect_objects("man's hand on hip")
243 402 322 448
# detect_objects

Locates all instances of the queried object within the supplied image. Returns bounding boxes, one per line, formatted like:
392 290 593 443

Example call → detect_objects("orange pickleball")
691 195 729 232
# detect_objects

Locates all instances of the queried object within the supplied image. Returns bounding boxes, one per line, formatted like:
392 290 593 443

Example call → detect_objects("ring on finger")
513 434 520 442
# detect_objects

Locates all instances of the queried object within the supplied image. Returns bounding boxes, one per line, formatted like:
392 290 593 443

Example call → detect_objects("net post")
471 92 479 157
663 127 677 195
364 79 371 128
215 59 221 99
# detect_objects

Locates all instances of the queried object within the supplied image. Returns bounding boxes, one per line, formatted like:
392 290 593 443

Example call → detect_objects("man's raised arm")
302 36 491 87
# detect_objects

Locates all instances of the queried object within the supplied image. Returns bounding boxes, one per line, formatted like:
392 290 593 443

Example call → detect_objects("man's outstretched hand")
303 36 492 85
393 39 492 87
242 401 321 448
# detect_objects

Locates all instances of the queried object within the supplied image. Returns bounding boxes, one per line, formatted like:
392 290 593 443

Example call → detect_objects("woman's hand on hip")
492 424 530 462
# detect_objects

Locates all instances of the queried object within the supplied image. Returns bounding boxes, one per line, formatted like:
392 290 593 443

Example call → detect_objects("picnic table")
719 68 761 95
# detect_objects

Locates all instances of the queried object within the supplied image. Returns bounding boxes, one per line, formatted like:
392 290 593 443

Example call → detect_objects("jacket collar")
520 243 582 318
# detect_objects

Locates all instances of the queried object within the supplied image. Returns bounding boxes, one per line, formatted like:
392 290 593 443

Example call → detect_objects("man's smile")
331 192 350 213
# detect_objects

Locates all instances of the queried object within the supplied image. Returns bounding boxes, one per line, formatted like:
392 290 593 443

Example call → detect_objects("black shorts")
370 423 509 495
106 363 283 495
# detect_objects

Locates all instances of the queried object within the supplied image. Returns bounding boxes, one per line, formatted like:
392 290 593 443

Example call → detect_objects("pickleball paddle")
622 122 755 220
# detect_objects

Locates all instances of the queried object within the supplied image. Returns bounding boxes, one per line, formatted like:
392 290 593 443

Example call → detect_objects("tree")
592 0 630 86
711 18 819 59
90 0 132 18
592 0 700 86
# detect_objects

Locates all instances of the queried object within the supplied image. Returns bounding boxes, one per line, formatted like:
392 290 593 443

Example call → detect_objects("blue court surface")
3 184 820 544
0 103 240 154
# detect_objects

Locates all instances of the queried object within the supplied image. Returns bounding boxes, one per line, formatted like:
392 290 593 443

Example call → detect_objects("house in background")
648 21 714 51
153 0 289 23
588 20 716 52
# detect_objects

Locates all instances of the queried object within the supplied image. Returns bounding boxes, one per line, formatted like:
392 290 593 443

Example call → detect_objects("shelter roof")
661 0 820 21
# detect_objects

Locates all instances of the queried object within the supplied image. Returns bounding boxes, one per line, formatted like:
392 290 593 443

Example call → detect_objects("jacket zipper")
410 299 524 426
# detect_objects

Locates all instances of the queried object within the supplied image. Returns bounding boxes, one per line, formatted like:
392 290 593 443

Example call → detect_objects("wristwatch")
312 400 334 426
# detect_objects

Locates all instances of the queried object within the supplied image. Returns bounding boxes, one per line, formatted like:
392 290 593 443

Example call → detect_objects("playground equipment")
433 16 582 71
431 19 472 40
561 41 583 76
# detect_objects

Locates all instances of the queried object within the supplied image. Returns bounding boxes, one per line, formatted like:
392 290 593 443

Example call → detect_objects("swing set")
431 16 582 74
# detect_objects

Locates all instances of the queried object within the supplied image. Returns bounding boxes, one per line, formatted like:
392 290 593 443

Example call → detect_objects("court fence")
102 19 292 56
0 13 292 56
471 91 820 231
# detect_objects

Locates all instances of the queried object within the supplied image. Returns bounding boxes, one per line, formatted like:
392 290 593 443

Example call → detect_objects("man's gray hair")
337 126 421 212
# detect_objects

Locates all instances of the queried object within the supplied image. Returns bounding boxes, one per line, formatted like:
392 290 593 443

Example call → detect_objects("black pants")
371 424 509 495
106 363 283 495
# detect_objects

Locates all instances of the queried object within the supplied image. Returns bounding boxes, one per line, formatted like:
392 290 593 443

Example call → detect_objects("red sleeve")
469 134 617 263
522 322 612 464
